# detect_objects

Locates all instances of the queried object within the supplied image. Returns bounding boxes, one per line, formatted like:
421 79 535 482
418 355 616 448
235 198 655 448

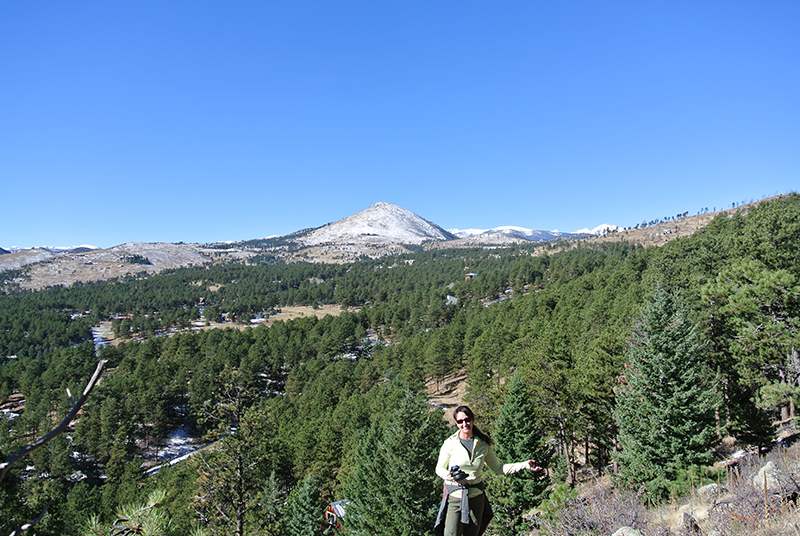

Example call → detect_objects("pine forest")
2 193 800 535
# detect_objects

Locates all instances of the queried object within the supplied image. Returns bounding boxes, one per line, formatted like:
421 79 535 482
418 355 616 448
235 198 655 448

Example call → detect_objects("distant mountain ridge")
449 224 618 240
2 201 627 290
449 226 574 242
6 203 611 253
5 245 99 253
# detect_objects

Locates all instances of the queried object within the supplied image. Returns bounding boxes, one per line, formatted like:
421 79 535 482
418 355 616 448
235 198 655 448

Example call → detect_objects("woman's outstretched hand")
526 459 543 471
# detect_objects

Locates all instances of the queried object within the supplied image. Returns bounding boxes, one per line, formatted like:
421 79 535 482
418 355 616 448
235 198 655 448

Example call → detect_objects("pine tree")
83 490 171 536
255 471 286 536
489 373 550 536
343 389 447 536
192 372 281 536
613 286 717 499
282 473 327 536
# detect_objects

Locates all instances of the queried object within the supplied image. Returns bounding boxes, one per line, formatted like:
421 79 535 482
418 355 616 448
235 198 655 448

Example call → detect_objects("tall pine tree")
614 285 717 499
282 473 328 536
343 389 446 536
490 373 550 536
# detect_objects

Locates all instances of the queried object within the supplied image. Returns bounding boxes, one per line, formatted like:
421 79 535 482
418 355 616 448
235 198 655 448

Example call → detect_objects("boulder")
611 528 644 536
697 483 727 502
752 461 800 500
677 512 701 534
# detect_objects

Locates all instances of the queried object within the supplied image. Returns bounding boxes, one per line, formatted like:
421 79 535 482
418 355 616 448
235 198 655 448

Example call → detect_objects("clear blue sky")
2 1 798 249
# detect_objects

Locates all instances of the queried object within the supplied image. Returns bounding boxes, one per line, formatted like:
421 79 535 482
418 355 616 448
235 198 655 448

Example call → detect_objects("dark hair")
453 405 493 446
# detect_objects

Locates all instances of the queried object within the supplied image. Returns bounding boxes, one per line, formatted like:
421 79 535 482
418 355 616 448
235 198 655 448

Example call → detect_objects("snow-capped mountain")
448 226 573 241
449 223 619 240
299 202 455 246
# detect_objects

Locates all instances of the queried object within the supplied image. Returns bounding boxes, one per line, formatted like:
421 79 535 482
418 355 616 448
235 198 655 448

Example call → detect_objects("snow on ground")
142 426 206 475
91 323 114 351
152 427 201 461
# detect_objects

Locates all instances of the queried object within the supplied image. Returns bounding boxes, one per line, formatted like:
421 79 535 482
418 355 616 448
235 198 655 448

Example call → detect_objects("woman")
434 405 540 536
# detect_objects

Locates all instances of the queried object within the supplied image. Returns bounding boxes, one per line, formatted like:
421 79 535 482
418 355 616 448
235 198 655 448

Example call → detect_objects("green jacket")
435 431 528 499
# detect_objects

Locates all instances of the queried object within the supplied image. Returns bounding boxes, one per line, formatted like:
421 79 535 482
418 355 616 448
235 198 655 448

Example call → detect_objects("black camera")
450 465 468 482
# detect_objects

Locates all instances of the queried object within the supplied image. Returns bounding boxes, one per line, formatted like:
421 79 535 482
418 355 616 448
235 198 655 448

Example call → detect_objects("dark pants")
443 492 486 536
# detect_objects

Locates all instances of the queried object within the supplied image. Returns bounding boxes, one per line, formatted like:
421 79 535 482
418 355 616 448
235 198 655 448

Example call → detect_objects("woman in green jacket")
434 405 540 536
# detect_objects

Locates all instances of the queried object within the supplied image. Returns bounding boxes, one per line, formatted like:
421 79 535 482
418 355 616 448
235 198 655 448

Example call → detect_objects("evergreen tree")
343 389 447 536
700 258 794 442
254 471 287 536
83 490 172 536
424 331 454 392
282 473 328 536
192 372 283 536
613 286 717 499
489 373 550 536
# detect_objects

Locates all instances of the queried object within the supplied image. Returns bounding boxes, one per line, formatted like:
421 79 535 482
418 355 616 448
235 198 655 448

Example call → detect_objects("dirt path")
426 370 467 412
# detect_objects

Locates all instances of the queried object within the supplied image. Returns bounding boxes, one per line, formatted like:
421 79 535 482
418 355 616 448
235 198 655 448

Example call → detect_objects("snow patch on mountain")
299 202 455 246
5 245 100 253
573 224 620 235
0 248 58 272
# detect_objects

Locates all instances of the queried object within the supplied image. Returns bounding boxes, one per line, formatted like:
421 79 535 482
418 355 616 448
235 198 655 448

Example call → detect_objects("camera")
450 465 468 482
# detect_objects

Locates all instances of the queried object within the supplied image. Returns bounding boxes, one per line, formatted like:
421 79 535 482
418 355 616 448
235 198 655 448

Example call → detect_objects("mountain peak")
299 202 454 246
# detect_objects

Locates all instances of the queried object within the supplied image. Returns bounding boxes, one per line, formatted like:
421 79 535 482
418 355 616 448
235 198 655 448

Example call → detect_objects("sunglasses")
455 418 473 425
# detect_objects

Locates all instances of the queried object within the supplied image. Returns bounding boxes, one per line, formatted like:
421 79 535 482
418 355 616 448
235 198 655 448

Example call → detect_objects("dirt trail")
426 370 467 413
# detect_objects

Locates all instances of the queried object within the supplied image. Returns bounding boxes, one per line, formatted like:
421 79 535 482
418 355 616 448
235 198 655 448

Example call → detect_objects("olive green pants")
443 492 486 536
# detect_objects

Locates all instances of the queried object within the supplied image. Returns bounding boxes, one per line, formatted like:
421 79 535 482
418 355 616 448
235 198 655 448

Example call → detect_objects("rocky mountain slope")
0 242 253 291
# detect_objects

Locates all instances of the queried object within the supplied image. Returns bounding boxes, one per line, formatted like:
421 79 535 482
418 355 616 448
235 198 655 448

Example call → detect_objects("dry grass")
262 304 348 325
532 440 800 536
425 369 468 413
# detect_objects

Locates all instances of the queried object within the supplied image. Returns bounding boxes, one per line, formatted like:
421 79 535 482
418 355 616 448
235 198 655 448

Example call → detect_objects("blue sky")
2 1 798 249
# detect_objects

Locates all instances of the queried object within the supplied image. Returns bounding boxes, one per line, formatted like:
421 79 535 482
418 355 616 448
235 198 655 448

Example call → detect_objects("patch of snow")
141 425 206 475
573 223 621 235
0 248 58 271
91 324 114 351
160 427 198 458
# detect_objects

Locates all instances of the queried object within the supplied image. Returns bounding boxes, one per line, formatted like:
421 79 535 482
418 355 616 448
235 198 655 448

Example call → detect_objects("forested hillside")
2 194 799 535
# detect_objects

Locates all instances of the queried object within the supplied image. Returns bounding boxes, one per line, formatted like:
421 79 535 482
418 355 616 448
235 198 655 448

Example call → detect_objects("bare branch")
1 359 107 482
1 360 107 535
6 499 52 536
